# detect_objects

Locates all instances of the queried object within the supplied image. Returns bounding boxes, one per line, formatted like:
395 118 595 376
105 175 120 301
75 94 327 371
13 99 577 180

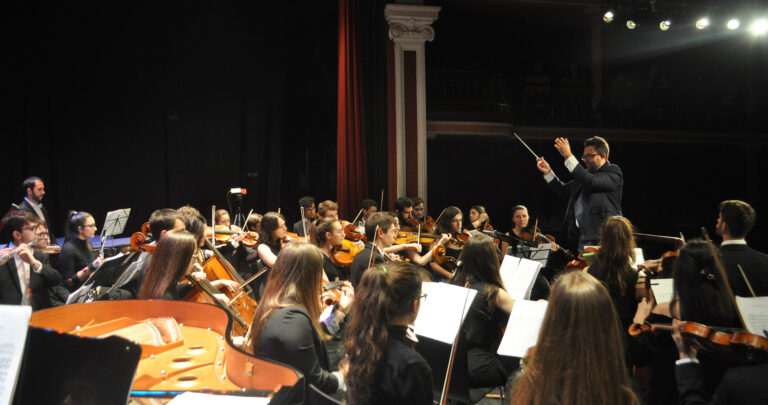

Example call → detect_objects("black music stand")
98 208 131 256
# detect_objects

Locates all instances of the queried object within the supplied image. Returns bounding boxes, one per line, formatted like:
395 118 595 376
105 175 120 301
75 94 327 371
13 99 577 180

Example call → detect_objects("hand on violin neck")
671 319 698 360
437 234 451 246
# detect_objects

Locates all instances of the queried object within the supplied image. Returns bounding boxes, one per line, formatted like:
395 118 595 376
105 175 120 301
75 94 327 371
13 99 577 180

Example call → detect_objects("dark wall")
3 1 338 236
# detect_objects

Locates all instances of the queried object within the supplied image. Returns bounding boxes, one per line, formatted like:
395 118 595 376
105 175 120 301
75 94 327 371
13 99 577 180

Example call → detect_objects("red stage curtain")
337 0 367 220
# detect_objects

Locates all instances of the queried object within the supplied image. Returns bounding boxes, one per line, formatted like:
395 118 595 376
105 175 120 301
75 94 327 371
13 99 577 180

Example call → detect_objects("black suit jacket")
292 219 310 237
0 250 61 310
18 200 56 241
676 361 768 404
546 160 623 249
719 244 768 297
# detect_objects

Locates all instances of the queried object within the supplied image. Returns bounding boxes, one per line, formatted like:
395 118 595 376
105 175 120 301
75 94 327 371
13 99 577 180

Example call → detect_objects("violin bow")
351 208 363 226
369 225 380 269
701 227 746 327
300 206 307 237
432 208 447 231
513 130 563 183
211 205 217 246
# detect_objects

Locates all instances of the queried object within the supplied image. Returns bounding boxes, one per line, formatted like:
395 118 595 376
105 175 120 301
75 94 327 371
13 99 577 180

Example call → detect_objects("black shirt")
350 243 385 288
322 254 344 281
59 238 95 291
368 325 433 405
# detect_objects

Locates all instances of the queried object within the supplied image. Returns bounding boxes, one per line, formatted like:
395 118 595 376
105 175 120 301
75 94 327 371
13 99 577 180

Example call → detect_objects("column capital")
384 4 440 43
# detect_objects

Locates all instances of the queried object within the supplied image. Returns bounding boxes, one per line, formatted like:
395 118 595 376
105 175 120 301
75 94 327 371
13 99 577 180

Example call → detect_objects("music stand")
514 243 551 268
99 208 131 255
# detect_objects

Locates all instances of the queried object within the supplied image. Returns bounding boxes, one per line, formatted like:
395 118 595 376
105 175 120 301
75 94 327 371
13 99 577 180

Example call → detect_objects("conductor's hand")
536 157 551 175
554 137 573 159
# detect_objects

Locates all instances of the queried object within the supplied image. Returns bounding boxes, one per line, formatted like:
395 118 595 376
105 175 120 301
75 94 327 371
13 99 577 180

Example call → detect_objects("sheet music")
497 300 548 358
632 248 645 268
414 282 477 344
650 278 675 304
735 296 768 336
500 256 542 300
0 305 32 405
168 392 270 404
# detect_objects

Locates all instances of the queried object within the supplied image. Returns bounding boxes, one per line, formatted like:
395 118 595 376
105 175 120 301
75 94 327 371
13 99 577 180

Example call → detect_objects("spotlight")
727 19 740 30
603 11 615 23
695 17 710 30
749 18 768 36
659 20 671 31
626 20 637 30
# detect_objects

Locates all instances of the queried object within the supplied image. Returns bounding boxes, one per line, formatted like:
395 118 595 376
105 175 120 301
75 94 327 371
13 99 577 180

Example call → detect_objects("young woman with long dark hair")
342 261 432 405
257 212 287 268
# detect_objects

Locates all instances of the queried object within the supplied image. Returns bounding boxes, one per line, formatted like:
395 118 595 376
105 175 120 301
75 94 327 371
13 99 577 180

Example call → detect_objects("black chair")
307 383 343 405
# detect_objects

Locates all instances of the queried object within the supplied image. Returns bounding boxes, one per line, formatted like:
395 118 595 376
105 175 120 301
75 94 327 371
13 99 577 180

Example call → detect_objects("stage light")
626 20 637 30
659 20 671 31
749 18 768 36
603 11 615 23
695 17 710 30
727 19 740 30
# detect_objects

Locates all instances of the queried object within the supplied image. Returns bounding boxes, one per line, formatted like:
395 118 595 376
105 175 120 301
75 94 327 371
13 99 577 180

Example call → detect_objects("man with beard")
536 136 623 251
18 176 56 241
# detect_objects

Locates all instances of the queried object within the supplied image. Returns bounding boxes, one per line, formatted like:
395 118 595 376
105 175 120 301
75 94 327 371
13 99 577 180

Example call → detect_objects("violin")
130 222 155 253
283 231 308 246
205 225 259 247
433 245 459 272
331 239 364 267
564 246 599 272
418 215 436 233
629 321 768 363
341 220 367 243
322 280 345 306
395 231 440 246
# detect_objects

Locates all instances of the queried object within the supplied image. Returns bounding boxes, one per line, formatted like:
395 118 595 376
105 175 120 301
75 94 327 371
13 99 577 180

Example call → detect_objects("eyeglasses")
22 226 39 232
581 153 599 160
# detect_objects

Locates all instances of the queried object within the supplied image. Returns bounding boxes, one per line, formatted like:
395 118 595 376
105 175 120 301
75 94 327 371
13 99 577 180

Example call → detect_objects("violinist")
318 200 339 220
393 197 415 232
509 205 559 252
428 206 465 279
385 214 450 275
350 212 396 288
212 208 260 280
536 136 623 252
291 196 315 237
468 205 490 231
411 197 425 222
246 212 263 233
312 217 346 282
509 272 639 405
138 229 237 302
59 211 104 292
250 242 354 400
451 234 517 389
716 200 768 297
257 212 286 268
0 211 60 310
358 199 378 226
341 262 433 405
214 209 231 226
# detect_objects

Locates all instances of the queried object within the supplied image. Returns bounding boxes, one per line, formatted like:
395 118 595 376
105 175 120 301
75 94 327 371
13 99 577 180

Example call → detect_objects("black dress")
322 254 344 282
462 279 516 387
368 325 433 405
59 238 96 291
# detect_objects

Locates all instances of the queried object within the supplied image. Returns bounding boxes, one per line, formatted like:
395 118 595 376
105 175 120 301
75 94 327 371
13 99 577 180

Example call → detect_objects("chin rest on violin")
29 300 301 397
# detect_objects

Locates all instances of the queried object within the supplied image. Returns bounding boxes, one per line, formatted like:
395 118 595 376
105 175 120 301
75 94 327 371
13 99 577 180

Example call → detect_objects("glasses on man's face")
22 225 39 232
581 153 599 161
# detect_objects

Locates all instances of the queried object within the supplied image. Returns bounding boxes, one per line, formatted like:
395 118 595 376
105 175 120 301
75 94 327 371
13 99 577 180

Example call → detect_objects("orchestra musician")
350 212 396 288
59 211 104 292
536 136 623 252
358 199 379 226
509 271 640 405
292 196 315 237
393 197 415 232
715 200 768 297
214 209 231 226
312 217 346 281
318 200 339 220
250 242 354 400
451 233 517 388
137 229 236 301
509 205 560 252
468 205 490 231
341 262 433 405
428 206 465 279
246 212 263 233
385 214 450 276
17 176 56 241
411 197 425 222
257 212 286 268
0 211 60 310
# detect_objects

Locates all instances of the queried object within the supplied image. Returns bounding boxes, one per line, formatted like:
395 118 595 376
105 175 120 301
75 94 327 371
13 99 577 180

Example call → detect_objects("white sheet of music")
497 299 549 358
632 248 645 268
735 296 768 335
168 392 270 404
0 305 32 405
500 256 542 300
650 278 675 304
414 282 477 344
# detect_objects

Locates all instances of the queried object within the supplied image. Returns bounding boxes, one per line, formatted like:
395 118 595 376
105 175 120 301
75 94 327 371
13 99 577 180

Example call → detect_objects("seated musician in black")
250 242 354 399
349 212 395 288
291 196 315 237
342 262 432 405
428 206 464 280
358 199 379 226
213 208 259 280
138 229 236 301
393 197 415 232
312 217 346 281
59 211 104 292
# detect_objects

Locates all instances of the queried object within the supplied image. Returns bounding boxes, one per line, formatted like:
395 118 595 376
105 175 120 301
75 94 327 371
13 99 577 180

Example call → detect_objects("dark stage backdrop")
3 1 340 237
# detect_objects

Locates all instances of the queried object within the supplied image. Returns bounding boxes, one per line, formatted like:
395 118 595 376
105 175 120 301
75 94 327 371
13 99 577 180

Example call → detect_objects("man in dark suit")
17 176 56 241
1 211 61 310
537 136 623 251
716 200 768 297
291 196 315 237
